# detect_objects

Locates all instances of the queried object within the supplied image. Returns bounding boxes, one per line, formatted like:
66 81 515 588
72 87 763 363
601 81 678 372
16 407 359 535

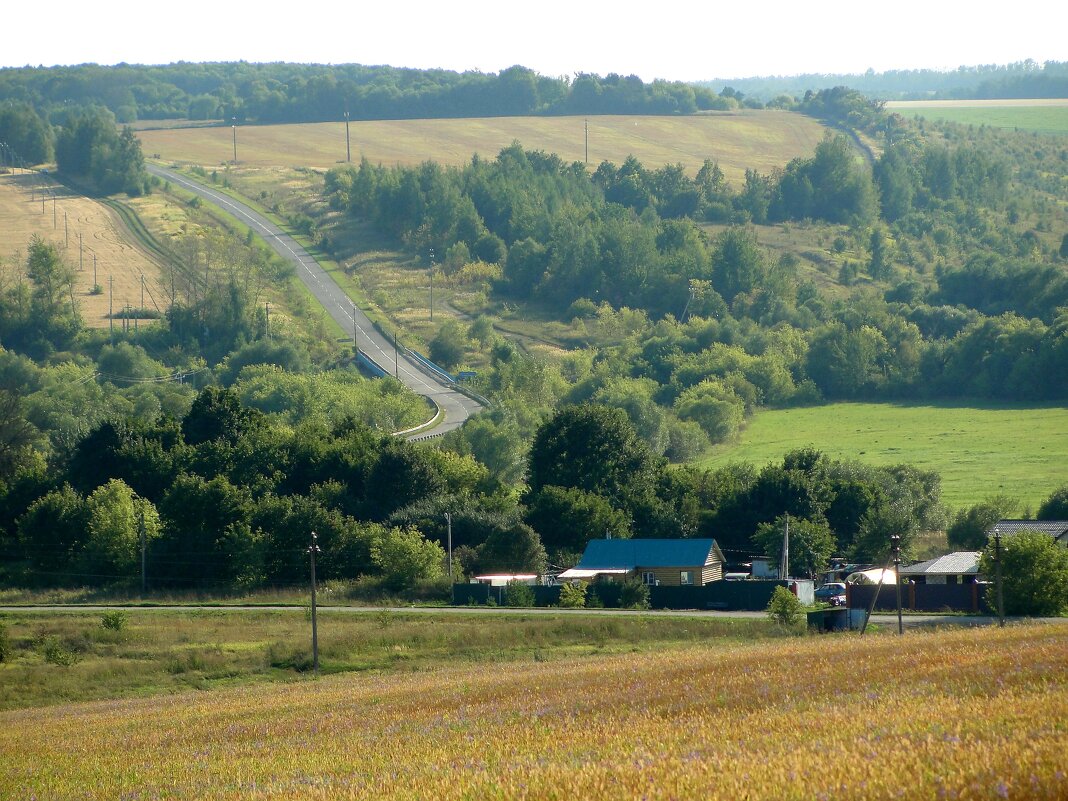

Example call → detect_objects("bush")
505 580 536 608
979 529 1068 616
559 581 588 609
0 623 9 662
618 577 651 610
42 636 80 667
766 585 805 627
101 610 128 631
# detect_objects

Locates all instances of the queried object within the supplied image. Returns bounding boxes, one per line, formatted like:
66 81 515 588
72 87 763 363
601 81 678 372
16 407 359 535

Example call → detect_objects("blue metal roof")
576 538 720 570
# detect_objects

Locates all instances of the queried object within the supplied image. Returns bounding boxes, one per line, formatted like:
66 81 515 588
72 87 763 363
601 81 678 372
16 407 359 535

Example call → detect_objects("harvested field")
137 111 829 184
0 170 165 328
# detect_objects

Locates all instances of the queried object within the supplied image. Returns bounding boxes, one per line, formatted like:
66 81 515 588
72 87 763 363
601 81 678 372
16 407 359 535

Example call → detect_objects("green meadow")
887 100 1068 135
697 402 1068 512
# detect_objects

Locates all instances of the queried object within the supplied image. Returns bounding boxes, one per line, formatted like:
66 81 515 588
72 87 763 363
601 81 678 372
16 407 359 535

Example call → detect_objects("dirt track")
0 170 165 328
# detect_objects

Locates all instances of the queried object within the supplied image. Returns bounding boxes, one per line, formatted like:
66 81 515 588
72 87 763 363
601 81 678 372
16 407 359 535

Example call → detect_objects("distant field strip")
697 402 1068 511
2 623 1065 800
886 98 1068 135
136 111 829 184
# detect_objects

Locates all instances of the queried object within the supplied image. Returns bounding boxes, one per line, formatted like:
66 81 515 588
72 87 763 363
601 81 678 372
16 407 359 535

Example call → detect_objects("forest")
1 71 1067 595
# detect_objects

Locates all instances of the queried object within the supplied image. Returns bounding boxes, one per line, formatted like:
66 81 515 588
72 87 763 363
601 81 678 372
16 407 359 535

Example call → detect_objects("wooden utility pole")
309 530 320 673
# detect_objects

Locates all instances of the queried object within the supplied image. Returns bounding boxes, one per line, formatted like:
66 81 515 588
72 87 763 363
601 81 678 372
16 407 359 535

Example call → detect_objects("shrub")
766 585 805 627
0 623 9 662
505 581 536 608
101 610 128 632
559 581 587 609
618 577 651 610
43 636 80 667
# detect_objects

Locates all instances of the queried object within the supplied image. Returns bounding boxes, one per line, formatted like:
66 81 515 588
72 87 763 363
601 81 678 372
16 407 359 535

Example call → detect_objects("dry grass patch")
0 172 165 328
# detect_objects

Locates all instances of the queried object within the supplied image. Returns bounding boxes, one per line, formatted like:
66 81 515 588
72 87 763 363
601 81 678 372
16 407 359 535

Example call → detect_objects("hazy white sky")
5 0 1063 81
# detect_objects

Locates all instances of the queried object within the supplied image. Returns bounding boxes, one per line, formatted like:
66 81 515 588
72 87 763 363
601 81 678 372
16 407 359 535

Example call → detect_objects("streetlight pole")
891 534 903 635
994 526 1005 627
308 530 320 673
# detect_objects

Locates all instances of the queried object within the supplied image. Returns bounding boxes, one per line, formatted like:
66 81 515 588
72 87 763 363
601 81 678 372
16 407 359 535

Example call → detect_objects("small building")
988 520 1068 547
471 574 539 587
558 538 725 587
899 551 980 585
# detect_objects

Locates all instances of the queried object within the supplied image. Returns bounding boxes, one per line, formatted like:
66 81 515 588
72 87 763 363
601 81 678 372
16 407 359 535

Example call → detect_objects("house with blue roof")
558 538 726 586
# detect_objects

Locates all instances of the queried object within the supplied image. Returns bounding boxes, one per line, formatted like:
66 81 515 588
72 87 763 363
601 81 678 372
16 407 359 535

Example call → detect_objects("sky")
4 0 1064 81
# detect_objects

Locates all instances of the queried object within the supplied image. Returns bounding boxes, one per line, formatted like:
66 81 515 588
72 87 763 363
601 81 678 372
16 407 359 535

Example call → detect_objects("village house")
558 538 726 587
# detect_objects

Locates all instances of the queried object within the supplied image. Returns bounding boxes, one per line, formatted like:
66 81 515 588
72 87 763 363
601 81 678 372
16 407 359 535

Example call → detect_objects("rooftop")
900 551 980 576
576 538 723 570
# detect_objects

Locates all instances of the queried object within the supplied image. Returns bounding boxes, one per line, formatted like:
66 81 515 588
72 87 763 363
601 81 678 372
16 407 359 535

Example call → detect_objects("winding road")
147 163 482 437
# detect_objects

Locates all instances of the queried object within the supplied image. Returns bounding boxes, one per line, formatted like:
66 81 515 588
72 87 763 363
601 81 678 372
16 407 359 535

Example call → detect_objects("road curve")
147 163 481 437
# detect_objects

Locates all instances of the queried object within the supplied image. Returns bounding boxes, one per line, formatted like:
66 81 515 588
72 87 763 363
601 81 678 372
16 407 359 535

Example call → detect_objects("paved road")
147 163 482 437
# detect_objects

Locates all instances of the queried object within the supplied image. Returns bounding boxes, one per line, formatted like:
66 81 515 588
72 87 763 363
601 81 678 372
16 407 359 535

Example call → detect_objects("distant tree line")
698 60 1068 101
0 63 727 125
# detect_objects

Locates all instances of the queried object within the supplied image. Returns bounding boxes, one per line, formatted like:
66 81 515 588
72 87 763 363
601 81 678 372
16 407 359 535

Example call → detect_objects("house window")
643 571 656 586
680 570 694 586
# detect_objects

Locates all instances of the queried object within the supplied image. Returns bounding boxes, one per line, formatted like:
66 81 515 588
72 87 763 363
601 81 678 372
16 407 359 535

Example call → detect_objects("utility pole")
344 110 351 162
265 302 270 340
394 329 399 378
79 233 83 271
93 252 97 288
232 117 238 163
891 534 903 635
64 211 68 248
308 530 320 673
139 504 147 596
994 527 1005 627
429 247 435 321
445 512 453 583
584 118 589 164
52 194 56 228
779 513 790 580
108 275 114 342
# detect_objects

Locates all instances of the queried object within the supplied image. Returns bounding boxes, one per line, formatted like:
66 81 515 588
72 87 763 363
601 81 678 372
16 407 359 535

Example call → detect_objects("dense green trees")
54 109 148 196
0 102 53 165
979 529 1068 616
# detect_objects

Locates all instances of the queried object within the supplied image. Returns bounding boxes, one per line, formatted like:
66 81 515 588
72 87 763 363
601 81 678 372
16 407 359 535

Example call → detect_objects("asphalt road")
147 163 482 437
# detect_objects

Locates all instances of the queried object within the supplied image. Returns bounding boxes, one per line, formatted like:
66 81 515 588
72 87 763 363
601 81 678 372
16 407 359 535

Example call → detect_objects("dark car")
814 582 847 606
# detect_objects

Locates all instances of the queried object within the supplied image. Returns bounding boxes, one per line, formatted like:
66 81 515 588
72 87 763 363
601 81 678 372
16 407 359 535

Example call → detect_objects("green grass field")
696 402 1068 511
137 111 829 184
0 608 777 711
887 99 1068 135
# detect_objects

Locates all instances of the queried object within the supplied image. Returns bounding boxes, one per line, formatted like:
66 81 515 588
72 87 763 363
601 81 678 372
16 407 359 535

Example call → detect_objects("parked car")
814 582 847 606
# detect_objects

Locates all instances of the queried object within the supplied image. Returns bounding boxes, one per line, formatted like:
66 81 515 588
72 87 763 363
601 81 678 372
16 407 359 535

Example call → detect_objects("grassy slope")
697 402 1068 512
3 622 1066 800
136 111 829 184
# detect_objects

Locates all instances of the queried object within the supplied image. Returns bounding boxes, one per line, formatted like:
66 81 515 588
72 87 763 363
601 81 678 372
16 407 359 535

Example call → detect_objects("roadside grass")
696 401 1068 512
0 609 780 711
4 623 1065 800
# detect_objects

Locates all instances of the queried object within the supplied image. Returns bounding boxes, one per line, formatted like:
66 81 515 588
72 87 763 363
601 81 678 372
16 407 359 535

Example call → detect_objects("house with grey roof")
899 551 980 585
987 520 1068 547
558 538 726 586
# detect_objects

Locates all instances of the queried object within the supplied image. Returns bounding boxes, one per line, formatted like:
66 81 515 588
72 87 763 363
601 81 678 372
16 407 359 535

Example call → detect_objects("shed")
899 551 980 585
559 538 725 586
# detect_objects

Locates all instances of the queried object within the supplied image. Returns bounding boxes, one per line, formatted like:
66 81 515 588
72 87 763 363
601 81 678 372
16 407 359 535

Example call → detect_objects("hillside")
0 171 164 328
137 111 829 185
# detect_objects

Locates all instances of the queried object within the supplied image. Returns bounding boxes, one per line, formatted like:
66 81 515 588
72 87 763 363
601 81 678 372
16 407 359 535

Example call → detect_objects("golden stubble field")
0 171 165 328
137 111 828 184
2 622 1066 800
